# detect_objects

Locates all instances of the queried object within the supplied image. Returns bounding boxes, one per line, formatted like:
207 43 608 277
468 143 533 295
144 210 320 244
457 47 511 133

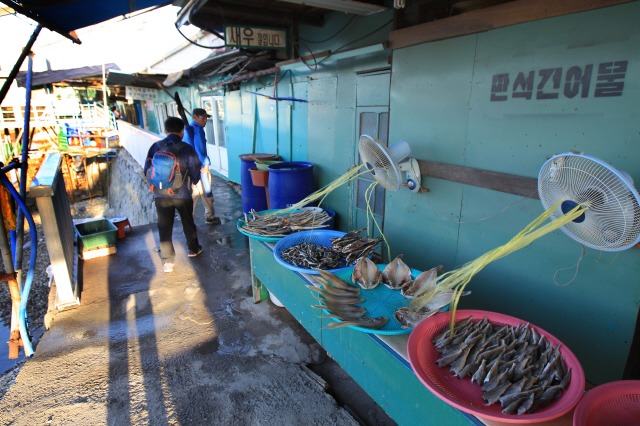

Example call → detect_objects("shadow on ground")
0 176 396 426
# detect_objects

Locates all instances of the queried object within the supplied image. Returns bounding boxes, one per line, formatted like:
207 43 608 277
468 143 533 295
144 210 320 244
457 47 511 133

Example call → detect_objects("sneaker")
205 217 221 225
188 245 203 258
163 262 174 273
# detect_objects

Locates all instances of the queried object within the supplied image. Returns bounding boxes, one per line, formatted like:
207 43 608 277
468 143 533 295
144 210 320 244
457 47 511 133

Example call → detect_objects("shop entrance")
201 96 228 177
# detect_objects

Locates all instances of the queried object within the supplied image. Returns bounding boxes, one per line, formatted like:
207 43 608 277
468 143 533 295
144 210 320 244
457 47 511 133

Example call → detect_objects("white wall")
116 120 162 168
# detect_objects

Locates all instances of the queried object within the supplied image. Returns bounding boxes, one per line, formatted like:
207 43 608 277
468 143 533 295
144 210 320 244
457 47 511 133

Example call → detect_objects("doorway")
352 71 390 260
201 96 228 177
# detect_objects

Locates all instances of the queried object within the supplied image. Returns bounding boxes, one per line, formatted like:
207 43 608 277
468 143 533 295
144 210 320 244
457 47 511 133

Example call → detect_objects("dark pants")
155 197 199 264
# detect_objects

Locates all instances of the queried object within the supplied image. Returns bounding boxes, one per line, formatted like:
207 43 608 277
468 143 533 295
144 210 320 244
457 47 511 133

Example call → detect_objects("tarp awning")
17 0 167 32
16 64 120 87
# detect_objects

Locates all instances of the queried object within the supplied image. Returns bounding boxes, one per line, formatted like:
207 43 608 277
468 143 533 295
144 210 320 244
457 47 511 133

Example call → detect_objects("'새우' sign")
125 86 158 101
225 25 286 49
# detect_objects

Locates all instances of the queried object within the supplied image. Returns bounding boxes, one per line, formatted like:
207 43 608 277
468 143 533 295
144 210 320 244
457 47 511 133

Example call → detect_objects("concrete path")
0 177 361 425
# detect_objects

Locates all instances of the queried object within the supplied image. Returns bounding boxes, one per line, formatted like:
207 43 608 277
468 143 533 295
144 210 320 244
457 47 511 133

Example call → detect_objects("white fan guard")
358 135 402 191
539 152 640 251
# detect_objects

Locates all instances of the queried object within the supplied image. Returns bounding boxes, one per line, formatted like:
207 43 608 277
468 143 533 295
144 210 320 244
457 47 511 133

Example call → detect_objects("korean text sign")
490 61 628 102
125 86 158 101
225 26 286 49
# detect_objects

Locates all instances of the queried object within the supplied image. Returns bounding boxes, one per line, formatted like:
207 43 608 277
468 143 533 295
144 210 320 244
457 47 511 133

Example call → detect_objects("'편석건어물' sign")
490 60 628 102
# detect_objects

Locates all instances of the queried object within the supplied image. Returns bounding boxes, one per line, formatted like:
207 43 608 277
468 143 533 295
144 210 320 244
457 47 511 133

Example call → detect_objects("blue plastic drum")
268 162 315 210
239 153 278 213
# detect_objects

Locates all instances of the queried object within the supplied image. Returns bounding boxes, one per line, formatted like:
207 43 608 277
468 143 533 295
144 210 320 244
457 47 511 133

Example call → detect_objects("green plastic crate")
74 219 117 250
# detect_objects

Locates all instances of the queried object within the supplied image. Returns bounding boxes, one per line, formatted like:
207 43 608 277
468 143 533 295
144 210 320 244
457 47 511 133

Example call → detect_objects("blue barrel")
239 153 279 213
268 162 315 209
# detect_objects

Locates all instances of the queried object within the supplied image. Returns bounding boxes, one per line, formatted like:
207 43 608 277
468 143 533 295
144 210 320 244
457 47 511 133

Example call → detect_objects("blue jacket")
183 121 210 166
144 133 201 199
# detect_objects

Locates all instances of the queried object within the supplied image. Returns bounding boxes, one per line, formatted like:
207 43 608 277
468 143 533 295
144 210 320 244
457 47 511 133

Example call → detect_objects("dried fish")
281 242 346 270
240 209 330 237
381 254 413 290
321 316 388 330
314 269 358 292
400 264 444 299
352 257 381 290
434 316 573 415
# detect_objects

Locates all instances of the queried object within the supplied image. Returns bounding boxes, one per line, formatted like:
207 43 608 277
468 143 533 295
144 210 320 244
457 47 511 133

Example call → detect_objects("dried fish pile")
329 229 382 265
281 242 346 270
350 254 469 330
433 316 572 415
310 269 389 330
240 209 330 238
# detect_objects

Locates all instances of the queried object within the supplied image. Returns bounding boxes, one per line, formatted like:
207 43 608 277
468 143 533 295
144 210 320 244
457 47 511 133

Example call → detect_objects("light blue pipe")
1 174 36 358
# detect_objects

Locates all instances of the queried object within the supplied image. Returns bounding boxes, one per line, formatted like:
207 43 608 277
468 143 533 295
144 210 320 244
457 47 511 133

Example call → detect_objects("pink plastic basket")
407 309 585 424
573 381 640 426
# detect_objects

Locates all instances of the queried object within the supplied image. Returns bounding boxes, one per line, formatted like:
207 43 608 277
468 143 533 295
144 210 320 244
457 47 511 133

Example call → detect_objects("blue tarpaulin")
17 0 167 32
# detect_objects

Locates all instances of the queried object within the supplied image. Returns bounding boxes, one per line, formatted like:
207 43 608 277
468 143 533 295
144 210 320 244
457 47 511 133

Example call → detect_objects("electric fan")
358 135 422 193
539 151 640 251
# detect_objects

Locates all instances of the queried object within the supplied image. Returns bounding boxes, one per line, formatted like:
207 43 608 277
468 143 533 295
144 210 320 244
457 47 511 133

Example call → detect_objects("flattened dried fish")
483 382 511 406
517 393 535 415
381 254 413 290
502 397 527 415
352 257 381 290
400 264 443 298
472 359 488 384
434 316 572 415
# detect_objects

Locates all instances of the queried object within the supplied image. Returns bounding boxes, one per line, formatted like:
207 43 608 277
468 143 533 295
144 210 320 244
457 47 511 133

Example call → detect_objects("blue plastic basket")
316 264 449 335
237 209 303 242
273 230 353 274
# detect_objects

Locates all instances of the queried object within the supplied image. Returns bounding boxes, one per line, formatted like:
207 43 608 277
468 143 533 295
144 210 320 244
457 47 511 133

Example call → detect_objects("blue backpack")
146 141 188 196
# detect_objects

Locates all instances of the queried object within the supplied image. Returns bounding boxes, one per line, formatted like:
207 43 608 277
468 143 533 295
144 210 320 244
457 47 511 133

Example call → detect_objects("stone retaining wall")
109 147 156 226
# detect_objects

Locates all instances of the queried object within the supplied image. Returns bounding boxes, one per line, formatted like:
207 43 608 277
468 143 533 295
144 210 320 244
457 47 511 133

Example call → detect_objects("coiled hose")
1 174 37 357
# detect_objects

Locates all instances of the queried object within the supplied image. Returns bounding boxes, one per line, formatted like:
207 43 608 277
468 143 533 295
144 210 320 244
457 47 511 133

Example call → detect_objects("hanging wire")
554 244 585 287
174 23 222 49
299 15 357 43
293 18 393 71
422 188 540 224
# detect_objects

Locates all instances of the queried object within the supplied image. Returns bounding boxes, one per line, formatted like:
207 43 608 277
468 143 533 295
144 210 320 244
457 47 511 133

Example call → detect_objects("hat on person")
193 108 211 118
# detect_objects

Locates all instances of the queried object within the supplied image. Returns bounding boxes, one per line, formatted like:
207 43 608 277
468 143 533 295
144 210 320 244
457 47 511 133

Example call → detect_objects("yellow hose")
408 201 586 333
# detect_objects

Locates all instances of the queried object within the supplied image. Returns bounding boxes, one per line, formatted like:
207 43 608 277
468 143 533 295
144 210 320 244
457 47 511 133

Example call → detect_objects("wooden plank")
389 0 635 50
417 159 540 199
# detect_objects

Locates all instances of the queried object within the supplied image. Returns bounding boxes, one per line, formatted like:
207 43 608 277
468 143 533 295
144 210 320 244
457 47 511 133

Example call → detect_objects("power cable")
299 15 356 43
174 23 222 49
293 18 393 71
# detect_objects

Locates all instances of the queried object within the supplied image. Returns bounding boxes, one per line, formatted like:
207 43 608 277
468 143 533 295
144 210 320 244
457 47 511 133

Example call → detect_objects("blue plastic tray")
273 230 351 274
237 209 303 242
317 264 449 335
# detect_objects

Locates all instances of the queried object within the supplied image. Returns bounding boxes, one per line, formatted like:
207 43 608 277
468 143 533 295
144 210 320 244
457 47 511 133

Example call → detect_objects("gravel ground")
0 197 112 397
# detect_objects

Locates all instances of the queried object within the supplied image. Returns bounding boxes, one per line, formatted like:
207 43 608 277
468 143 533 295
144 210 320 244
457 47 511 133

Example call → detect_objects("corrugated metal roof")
16 64 120 87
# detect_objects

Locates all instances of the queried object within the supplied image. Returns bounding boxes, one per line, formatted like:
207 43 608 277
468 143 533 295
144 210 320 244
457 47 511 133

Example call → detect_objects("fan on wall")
539 151 640 251
358 136 640 252
358 135 422 193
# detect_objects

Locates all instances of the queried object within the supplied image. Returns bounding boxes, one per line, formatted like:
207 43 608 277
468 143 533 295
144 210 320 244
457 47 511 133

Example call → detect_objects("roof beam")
389 0 635 50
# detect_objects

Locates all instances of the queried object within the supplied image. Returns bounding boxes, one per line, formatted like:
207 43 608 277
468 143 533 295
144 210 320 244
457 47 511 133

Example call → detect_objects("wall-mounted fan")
358 135 422 193
539 151 640 251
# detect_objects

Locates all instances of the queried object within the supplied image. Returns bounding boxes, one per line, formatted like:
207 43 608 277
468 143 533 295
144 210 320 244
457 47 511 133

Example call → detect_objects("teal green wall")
388 3 640 385
145 4 640 386
223 77 310 183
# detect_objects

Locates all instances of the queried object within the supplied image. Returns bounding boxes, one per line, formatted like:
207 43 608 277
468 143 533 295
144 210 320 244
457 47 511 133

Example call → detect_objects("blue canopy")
14 0 167 32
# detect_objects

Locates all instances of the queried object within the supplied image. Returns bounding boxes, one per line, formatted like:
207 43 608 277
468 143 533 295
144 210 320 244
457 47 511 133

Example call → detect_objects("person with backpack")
144 117 204 272
183 108 220 225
